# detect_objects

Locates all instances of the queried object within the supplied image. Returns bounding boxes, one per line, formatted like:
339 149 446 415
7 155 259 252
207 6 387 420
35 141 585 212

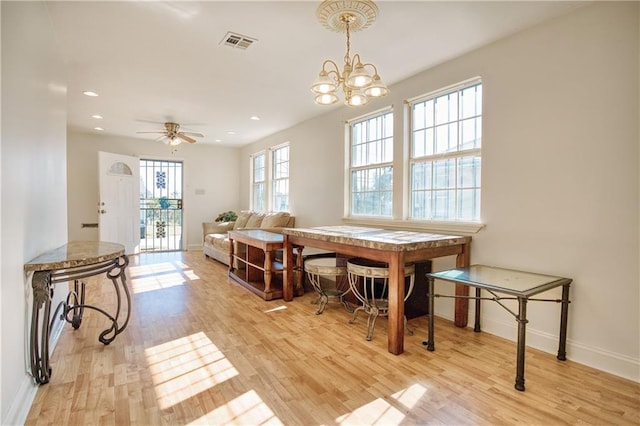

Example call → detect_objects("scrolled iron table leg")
99 254 130 344
64 280 86 329
30 271 53 385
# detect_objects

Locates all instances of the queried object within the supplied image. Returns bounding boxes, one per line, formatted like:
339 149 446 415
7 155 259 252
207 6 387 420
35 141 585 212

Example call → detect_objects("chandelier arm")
361 62 379 76
321 60 343 83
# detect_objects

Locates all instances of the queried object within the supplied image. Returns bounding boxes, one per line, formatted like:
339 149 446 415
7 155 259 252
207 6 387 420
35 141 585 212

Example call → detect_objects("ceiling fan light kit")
311 0 389 107
136 122 204 152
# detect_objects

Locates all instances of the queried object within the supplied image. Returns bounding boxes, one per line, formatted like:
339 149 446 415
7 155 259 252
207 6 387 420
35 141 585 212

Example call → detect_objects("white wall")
67 132 241 251
1 2 68 423
240 2 640 381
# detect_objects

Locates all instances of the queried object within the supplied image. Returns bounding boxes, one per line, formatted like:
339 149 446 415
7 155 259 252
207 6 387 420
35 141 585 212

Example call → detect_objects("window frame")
270 142 290 212
341 78 484 234
407 78 482 224
346 108 394 218
249 142 291 213
250 150 266 212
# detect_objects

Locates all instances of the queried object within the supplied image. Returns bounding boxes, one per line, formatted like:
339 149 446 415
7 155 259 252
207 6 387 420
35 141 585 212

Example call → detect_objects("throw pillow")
245 212 265 228
233 210 252 229
261 212 291 228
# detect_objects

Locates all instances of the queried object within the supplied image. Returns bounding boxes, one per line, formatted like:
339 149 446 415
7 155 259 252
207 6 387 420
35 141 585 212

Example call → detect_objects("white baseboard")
2 375 38 426
4 313 67 425
478 316 640 383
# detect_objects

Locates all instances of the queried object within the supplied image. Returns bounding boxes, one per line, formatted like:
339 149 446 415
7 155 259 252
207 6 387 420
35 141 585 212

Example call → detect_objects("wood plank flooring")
26 251 639 425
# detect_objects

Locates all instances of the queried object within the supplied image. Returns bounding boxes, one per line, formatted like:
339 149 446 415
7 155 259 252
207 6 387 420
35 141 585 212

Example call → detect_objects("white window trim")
405 77 483 225
269 142 290 212
250 143 291 212
341 215 485 234
340 77 485 235
249 150 266 212
344 107 394 219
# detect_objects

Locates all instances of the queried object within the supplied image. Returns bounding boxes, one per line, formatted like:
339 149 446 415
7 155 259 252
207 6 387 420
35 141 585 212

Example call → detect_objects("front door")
139 159 184 252
98 151 140 254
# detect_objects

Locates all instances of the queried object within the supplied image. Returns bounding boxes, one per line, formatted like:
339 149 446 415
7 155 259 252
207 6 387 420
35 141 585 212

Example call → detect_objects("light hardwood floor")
26 251 639 425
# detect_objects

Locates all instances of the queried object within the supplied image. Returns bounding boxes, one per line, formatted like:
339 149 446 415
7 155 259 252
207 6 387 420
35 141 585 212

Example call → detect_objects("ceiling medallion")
316 0 378 33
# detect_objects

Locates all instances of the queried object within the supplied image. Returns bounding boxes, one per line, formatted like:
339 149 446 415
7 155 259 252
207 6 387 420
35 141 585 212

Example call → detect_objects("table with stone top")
24 241 130 384
282 226 471 355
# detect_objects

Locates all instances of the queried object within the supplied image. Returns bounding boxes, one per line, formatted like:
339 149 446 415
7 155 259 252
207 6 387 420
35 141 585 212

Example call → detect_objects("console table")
282 226 471 355
228 230 304 300
424 265 572 391
24 241 130 384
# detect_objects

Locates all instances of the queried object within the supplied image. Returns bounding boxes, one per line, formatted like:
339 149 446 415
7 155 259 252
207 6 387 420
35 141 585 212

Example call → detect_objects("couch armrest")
203 221 235 236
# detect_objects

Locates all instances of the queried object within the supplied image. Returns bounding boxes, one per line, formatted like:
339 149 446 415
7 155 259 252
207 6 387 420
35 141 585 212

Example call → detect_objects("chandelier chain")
344 17 351 66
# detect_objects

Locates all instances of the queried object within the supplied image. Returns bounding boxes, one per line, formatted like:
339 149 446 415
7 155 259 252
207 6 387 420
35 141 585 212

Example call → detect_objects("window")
271 144 289 212
250 143 290 212
251 152 265 212
409 80 482 222
349 110 394 217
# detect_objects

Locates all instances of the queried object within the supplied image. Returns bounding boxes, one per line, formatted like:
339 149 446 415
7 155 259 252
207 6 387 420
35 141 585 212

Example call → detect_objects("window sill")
341 216 485 235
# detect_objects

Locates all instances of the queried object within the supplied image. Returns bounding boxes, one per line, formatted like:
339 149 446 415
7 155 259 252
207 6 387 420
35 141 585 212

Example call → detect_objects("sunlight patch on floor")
131 272 186 293
264 305 287 313
130 261 179 275
184 269 200 280
129 261 199 293
146 332 239 410
187 390 283 426
391 383 427 409
336 397 406 425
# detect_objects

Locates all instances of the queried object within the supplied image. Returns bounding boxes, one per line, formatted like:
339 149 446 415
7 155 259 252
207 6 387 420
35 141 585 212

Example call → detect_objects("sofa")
202 210 295 266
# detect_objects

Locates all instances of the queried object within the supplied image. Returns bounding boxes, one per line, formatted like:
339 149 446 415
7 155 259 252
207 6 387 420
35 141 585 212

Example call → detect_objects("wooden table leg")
283 237 294 301
454 242 471 327
387 252 405 355
264 249 272 294
295 245 304 296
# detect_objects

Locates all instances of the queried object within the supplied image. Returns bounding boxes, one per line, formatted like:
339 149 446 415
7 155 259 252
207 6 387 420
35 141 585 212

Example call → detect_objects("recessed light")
227 131 236 135
250 116 260 121
83 91 99 97
91 114 103 119
215 139 222 142
94 127 104 131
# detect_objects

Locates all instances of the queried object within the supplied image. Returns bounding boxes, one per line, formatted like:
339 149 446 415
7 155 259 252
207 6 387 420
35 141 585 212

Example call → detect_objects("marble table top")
24 241 125 272
283 226 471 252
228 229 284 243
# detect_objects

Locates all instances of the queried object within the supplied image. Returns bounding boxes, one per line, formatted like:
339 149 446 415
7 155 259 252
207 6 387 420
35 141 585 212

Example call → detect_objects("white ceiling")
46 1 584 147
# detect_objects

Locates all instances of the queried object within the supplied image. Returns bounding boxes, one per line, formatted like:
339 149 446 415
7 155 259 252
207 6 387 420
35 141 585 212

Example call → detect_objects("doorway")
140 159 184 252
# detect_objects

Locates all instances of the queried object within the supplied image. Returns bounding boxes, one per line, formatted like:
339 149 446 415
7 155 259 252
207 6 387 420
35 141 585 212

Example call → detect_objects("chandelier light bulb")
315 92 339 105
346 62 373 89
311 70 338 94
347 90 369 107
364 74 389 97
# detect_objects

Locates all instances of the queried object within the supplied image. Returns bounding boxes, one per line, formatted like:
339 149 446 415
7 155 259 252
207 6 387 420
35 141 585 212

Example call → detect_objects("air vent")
220 32 257 50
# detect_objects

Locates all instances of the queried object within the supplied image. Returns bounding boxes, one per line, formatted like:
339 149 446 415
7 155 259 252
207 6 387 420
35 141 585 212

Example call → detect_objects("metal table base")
423 265 572 391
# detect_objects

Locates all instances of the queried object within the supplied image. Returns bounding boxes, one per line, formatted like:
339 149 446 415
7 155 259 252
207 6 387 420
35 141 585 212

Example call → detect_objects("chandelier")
310 0 389 107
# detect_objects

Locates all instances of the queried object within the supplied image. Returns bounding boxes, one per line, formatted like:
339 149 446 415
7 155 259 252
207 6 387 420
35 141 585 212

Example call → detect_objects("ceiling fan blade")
181 131 204 138
136 131 166 134
177 133 197 144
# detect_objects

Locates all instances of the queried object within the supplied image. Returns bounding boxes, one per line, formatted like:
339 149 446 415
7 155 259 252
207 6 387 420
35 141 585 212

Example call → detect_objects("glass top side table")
424 265 572 391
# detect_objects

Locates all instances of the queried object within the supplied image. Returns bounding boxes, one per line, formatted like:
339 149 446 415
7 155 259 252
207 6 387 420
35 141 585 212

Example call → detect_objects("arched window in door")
108 162 133 176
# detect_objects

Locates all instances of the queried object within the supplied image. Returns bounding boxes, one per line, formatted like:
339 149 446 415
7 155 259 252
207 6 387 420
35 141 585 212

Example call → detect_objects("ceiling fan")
137 122 204 146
